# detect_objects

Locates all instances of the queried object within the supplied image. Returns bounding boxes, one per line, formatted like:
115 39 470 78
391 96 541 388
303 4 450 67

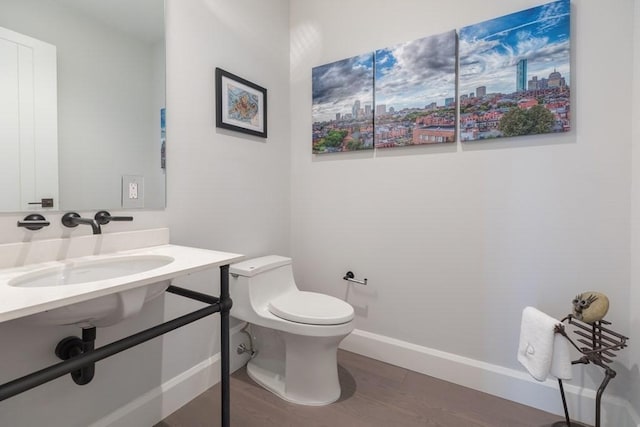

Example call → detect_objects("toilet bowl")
229 255 355 405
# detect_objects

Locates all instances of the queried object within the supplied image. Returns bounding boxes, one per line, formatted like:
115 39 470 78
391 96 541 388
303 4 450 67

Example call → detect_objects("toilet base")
246 330 346 406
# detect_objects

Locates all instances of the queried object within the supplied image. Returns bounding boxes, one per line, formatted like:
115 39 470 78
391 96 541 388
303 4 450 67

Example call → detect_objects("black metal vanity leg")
220 264 231 427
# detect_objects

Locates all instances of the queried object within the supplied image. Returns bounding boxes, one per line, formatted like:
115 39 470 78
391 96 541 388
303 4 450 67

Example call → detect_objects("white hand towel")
550 333 572 380
517 306 572 381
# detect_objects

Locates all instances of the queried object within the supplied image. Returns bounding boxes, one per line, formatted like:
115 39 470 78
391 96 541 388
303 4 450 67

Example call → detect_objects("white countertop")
0 244 244 324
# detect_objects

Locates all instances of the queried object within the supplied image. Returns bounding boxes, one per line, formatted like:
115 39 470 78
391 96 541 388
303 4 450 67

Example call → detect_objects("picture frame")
215 67 267 138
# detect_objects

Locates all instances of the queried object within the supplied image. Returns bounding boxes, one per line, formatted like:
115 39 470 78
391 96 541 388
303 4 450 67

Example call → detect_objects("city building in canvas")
375 30 457 148
312 54 374 153
458 0 570 141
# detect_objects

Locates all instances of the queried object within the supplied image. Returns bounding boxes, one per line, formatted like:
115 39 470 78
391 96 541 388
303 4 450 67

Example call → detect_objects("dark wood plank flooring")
155 350 566 427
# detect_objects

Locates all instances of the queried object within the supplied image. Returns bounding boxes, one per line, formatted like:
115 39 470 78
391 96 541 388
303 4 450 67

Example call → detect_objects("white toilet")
229 255 355 406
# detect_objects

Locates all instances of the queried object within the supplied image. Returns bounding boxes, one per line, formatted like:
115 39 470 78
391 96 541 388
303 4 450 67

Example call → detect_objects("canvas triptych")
312 0 571 154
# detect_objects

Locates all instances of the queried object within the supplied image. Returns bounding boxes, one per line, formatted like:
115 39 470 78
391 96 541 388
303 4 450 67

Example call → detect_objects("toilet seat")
268 291 354 325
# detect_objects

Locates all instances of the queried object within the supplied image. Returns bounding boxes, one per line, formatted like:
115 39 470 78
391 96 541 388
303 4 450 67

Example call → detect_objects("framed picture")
215 67 267 138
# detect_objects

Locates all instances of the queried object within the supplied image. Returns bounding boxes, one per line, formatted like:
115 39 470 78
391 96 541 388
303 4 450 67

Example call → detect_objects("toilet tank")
230 255 291 278
229 256 298 319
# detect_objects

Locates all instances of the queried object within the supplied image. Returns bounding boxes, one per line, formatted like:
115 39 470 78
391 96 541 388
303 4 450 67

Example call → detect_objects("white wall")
630 0 640 417
162 0 290 390
291 0 634 406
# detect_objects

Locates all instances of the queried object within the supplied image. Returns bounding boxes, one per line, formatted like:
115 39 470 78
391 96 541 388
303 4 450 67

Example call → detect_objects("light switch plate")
122 175 144 208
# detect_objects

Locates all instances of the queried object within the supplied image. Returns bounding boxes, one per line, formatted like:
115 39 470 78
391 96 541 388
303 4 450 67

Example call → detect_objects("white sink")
8 255 174 327
9 255 174 288
0 243 244 328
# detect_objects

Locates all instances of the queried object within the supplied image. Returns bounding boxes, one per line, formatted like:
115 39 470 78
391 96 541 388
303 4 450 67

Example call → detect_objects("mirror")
0 0 165 213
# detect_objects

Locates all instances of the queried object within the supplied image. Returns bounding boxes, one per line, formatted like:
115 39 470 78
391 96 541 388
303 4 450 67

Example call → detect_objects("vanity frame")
0 265 233 427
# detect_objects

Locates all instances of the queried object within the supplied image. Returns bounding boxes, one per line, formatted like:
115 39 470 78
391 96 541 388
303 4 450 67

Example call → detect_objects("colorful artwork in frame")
160 107 166 169
375 30 457 148
312 54 374 154
458 0 570 141
216 68 267 138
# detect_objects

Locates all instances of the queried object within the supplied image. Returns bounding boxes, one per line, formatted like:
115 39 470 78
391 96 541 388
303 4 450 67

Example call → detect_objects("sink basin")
9 255 175 327
9 255 174 288
15 280 171 327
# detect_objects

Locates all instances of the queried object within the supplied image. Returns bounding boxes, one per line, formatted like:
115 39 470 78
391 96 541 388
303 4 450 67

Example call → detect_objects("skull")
571 291 609 324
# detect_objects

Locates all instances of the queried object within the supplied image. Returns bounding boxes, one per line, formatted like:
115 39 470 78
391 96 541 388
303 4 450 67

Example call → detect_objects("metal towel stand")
552 315 628 427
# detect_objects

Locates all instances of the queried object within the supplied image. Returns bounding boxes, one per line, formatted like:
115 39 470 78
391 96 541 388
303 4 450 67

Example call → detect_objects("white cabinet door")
0 26 58 211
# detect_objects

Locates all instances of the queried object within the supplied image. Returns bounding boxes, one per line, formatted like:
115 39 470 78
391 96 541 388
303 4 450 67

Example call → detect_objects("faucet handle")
17 214 50 231
61 212 81 228
94 211 134 225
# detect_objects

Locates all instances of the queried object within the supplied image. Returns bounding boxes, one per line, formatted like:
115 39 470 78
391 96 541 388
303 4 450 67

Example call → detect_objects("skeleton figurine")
571 291 609 324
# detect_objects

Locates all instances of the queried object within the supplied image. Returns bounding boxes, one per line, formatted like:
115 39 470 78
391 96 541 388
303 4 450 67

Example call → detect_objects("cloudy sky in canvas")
459 0 570 96
312 54 374 123
375 30 457 111
312 30 457 122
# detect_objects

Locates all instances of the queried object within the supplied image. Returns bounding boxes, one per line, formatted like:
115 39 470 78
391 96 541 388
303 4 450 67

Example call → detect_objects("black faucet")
61 212 102 235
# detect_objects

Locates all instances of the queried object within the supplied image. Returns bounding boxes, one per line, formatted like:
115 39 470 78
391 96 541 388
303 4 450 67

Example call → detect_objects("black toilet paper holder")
343 271 367 285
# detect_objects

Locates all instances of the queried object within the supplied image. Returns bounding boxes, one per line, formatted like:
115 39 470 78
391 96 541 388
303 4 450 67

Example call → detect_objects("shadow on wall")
342 282 374 319
629 364 640 415
460 130 575 153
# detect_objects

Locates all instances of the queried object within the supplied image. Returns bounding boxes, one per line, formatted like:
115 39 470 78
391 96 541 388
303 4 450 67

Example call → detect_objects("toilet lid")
268 291 354 325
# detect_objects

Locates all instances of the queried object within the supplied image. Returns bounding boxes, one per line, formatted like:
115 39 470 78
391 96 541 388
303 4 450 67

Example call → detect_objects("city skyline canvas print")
312 54 374 154
458 0 570 141
375 30 457 148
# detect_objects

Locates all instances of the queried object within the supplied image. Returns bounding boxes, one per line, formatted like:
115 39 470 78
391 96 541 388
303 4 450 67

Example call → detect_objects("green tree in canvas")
527 105 555 134
323 130 348 148
498 108 529 136
499 106 554 137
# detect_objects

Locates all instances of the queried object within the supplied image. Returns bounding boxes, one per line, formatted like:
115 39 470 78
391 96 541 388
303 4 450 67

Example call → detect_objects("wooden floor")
156 350 566 427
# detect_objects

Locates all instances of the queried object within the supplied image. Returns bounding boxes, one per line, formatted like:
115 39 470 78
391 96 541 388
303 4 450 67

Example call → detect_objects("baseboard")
89 322 251 427
88 354 221 427
340 329 636 427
